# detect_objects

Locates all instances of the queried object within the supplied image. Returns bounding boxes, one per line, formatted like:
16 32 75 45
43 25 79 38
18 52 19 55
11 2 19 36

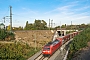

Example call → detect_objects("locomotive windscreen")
44 47 50 50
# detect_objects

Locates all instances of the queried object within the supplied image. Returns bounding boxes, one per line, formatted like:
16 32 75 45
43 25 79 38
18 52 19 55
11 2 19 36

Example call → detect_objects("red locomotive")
42 39 62 55
42 31 79 56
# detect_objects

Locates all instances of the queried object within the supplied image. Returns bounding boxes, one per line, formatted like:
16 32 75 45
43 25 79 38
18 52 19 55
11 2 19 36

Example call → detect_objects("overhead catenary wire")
0 6 9 23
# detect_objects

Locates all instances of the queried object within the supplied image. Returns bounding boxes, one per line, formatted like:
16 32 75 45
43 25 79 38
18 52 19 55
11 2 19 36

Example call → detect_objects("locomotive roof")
45 39 60 46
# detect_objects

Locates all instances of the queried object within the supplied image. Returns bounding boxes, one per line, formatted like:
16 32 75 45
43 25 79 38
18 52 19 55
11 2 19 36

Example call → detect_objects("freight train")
42 31 80 56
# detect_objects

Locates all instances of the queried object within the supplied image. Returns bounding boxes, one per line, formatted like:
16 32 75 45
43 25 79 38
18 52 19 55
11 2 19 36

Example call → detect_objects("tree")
79 23 87 30
18 26 23 30
34 19 48 30
34 20 41 30
87 23 90 28
61 25 66 28
41 20 47 29
24 21 30 30
55 26 60 30
28 23 34 30
24 20 48 30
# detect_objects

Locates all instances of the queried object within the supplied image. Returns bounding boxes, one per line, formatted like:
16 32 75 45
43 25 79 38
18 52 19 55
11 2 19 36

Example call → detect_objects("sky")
0 0 90 27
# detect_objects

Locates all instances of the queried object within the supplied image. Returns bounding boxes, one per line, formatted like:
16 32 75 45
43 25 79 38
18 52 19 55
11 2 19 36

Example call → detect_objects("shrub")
0 42 40 60
0 29 15 41
0 30 6 40
68 28 90 60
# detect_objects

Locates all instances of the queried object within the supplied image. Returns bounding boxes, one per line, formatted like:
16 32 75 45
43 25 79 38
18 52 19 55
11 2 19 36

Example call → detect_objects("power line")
0 7 9 23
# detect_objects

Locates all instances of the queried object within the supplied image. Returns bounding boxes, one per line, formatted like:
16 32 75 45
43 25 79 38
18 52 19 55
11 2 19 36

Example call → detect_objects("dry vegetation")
14 30 54 48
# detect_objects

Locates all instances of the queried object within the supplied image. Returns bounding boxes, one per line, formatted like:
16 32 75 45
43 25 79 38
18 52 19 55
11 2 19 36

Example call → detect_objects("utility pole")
3 17 5 29
51 20 53 28
10 6 12 32
3 17 5 23
34 33 37 51
33 22 37 51
71 21 72 32
49 19 50 30
54 23 55 27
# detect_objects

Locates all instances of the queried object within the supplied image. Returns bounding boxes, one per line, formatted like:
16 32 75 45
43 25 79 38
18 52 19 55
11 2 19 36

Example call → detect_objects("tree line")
21 20 90 30
5 19 90 30
24 19 48 30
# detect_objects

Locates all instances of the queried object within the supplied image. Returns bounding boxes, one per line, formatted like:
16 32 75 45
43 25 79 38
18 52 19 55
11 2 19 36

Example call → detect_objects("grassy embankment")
67 28 90 60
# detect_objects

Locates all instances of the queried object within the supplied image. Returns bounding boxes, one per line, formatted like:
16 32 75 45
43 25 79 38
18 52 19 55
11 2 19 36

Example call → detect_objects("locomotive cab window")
44 48 50 50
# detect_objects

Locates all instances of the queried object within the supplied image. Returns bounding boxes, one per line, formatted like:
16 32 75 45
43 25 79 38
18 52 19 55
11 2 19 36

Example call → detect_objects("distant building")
0 23 5 29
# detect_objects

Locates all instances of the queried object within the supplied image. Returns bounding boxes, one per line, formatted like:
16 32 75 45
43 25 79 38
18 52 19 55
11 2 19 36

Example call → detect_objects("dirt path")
0 41 14 43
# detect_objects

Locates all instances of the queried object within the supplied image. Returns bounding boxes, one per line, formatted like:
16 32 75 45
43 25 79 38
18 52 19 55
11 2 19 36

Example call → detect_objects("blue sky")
0 0 90 27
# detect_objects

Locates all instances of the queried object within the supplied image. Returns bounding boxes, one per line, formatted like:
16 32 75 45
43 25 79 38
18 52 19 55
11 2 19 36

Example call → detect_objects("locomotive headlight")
43 51 45 52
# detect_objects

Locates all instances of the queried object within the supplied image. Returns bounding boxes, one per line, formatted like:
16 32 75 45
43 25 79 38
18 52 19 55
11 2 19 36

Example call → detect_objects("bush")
68 28 90 60
0 42 40 60
0 29 15 41
0 30 6 40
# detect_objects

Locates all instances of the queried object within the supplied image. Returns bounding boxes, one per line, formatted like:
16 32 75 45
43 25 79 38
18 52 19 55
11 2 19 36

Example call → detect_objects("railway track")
34 39 73 60
34 53 50 60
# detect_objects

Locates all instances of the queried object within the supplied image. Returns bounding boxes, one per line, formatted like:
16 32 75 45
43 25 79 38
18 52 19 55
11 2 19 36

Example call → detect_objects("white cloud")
56 6 70 11
12 1 90 27
42 3 90 26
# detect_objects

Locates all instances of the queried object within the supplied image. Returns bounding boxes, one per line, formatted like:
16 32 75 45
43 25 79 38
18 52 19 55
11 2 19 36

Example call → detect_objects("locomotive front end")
42 46 51 56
